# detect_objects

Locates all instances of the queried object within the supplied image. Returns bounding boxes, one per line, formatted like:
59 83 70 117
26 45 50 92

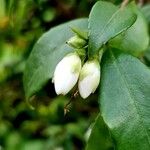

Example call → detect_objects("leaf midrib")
89 7 118 51
96 9 119 46
110 50 150 147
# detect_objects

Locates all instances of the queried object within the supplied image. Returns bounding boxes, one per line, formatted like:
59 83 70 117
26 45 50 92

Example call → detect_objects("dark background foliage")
0 0 149 150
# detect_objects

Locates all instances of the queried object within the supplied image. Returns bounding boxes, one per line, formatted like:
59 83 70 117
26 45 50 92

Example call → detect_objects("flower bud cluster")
53 34 101 99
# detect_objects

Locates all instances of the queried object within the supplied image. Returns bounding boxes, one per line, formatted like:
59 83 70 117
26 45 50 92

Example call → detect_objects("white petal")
78 60 100 99
78 76 93 99
54 53 81 95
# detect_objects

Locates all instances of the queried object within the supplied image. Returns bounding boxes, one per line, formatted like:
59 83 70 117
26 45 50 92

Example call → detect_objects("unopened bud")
53 53 81 95
67 35 87 49
78 60 100 99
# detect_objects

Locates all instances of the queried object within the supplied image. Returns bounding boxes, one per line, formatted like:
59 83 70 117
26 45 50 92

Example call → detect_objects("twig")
138 0 144 7
73 90 79 98
121 0 129 9
64 90 79 115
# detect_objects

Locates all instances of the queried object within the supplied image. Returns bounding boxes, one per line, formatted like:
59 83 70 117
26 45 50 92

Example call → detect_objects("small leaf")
86 114 114 150
100 49 150 150
88 1 137 57
23 18 88 99
110 3 149 56
71 27 88 40
142 4 150 23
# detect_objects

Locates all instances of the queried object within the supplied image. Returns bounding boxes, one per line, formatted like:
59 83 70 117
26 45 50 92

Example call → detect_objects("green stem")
75 48 86 64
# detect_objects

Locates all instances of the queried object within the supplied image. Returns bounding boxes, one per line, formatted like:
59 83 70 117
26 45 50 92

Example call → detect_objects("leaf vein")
110 50 150 147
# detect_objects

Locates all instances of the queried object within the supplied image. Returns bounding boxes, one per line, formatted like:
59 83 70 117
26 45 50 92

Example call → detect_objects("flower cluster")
53 33 101 99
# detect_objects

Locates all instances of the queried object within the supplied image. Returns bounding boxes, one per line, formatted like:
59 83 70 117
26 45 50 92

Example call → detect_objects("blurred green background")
0 0 149 150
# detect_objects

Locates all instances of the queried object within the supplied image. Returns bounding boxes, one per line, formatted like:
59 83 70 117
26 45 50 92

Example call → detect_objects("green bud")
67 35 87 49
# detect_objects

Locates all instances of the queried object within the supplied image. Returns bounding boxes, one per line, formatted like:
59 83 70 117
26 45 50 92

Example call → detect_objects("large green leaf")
86 114 114 150
110 3 149 56
88 1 137 57
100 49 150 150
142 4 150 23
23 18 88 99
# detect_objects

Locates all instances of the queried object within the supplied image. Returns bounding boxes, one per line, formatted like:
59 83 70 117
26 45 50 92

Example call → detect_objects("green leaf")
23 18 88 99
88 1 137 57
110 3 149 56
71 27 88 40
100 49 150 150
86 114 114 150
142 4 150 23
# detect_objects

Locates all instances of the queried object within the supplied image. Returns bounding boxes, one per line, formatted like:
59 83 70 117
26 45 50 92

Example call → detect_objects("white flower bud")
78 60 100 99
53 53 81 95
67 35 87 48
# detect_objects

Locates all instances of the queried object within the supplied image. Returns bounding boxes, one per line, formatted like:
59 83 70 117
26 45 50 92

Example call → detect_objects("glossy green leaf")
100 49 150 150
88 1 137 57
86 114 114 150
23 18 88 99
142 4 150 23
110 3 149 56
